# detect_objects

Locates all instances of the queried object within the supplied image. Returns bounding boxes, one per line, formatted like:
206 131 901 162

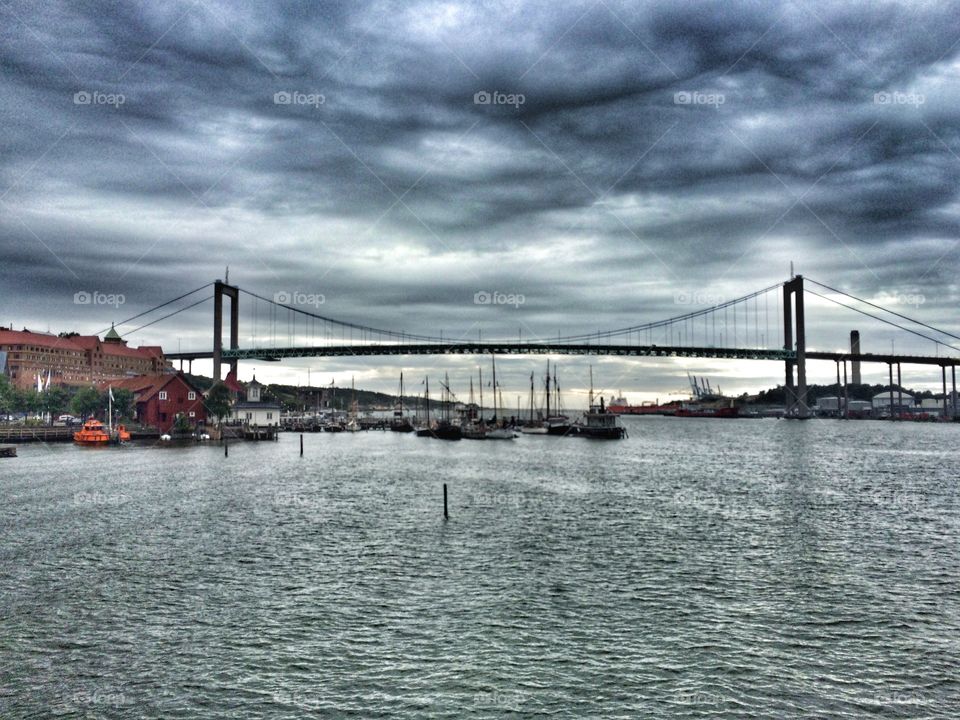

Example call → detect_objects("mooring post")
300 433 304 456
224 437 228 457
443 483 449 520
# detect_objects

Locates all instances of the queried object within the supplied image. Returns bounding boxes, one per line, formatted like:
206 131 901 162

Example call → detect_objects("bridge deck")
164 343 960 366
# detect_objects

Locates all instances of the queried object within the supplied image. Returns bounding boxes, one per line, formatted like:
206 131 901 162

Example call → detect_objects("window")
266 412 273 420
158 391 167 400
189 411 195 418
246 412 252 420
187 391 196 400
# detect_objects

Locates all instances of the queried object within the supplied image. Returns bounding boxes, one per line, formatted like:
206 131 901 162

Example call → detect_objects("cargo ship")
608 375 739 419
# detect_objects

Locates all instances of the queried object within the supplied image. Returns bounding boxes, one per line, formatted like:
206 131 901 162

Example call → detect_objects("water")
2 417 958 718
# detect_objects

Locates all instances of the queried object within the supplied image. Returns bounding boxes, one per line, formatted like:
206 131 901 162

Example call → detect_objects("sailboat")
461 372 486 439
390 372 414 432
344 376 361 432
520 371 548 434
432 372 462 440
486 354 516 440
415 376 434 437
544 361 573 436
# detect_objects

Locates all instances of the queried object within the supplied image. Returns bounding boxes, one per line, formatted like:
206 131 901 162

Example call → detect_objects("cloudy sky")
2 0 960 403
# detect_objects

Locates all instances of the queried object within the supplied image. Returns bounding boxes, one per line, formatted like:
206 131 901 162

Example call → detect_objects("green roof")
104 324 122 341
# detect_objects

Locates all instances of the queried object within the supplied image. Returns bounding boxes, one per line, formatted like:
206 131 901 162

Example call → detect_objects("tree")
71 386 103 419
104 387 134 420
204 382 233 426
173 413 193 434
39 387 71 424
0 375 15 418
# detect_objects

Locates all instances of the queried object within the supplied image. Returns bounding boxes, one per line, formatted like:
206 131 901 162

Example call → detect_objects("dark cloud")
2 0 959 398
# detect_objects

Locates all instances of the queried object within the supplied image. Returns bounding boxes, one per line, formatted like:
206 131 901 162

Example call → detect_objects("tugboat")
573 396 627 439
572 368 627 439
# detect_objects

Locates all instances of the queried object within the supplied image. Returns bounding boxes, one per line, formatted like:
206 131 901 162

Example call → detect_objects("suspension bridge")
112 275 960 419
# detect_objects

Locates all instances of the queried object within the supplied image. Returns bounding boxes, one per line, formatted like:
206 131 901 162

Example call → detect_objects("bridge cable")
806 278 960 343
123 295 214 337
804 288 960 355
94 282 213 336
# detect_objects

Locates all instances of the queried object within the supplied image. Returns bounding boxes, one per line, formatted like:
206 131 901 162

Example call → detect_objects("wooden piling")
224 439 228 457
443 483 448 520
300 433 304 456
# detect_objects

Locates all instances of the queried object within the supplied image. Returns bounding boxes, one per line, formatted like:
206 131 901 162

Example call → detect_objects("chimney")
850 330 861 385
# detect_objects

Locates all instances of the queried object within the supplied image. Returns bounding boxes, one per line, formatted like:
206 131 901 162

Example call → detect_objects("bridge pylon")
783 275 809 417
213 280 239 382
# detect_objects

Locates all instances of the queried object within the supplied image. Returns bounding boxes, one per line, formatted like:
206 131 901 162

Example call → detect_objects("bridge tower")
783 275 809 418
213 280 239 382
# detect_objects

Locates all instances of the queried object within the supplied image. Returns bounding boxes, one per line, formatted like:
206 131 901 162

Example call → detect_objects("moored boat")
73 419 111 445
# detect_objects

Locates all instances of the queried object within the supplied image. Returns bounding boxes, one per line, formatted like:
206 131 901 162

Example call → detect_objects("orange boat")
73 419 110 445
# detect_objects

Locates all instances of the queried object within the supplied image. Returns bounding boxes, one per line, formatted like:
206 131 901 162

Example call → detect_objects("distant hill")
184 373 444 412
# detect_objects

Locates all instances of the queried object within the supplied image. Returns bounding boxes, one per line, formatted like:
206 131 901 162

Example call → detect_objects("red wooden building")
105 372 206 433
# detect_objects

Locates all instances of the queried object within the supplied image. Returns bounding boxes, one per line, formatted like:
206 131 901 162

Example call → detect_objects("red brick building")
107 372 206 433
0 325 167 389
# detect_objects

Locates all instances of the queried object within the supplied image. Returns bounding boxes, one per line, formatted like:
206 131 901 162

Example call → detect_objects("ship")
676 374 739 418
571 368 627 439
73 419 131 445
608 375 739 419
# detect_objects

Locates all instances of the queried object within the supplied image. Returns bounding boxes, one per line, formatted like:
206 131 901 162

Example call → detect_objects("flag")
109 386 115 402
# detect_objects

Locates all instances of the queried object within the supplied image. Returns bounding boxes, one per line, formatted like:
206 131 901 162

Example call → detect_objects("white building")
871 391 914 410
229 375 281 427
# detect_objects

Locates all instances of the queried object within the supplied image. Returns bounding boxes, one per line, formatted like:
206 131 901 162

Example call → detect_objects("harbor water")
2 417 958 718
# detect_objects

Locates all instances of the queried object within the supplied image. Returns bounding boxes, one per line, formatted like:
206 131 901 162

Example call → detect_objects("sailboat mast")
545 360 551 417
491 354 498 424
478 367 483 423
425 376 430 424
529 372 534 422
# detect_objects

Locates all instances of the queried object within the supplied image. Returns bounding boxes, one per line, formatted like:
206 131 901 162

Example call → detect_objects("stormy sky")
2 0 960 403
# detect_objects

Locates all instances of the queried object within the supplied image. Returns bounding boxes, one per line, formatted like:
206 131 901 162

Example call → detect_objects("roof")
222 370 244 393
100 372 202 403
104 325 122 341
0 327 165 361
233 400 282 410
0 329 85 352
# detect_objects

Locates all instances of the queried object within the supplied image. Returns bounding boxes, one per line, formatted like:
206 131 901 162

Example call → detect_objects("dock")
0 444 17 457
